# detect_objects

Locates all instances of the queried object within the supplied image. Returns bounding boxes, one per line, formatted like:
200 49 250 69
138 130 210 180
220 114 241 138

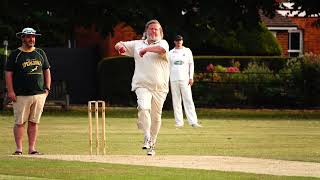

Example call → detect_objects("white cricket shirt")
169 47 194 82
120 39 170 92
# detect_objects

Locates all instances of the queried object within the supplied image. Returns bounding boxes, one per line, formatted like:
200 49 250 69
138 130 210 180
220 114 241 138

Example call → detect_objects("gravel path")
24 155 320 178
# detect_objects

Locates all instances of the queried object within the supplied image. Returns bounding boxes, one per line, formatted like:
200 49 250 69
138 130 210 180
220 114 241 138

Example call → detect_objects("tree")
0 0 282 54
285 0 320 26
287 0 320 17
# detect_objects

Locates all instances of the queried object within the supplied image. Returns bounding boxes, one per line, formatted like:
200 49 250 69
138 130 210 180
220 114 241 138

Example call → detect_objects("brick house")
261 2 320 57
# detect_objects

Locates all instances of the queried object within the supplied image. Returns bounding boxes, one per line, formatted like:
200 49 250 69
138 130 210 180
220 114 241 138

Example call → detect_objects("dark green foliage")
288 0 320 17
278 57 305 104
300 53 320 106
0 0 282 55
236 24 282 55
1 0 319 52
193 23 282 55
193 56 287 72
235 62 284 107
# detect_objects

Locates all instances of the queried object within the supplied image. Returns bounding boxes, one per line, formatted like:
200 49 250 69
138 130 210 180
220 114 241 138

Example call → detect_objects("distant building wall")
290 17 320 54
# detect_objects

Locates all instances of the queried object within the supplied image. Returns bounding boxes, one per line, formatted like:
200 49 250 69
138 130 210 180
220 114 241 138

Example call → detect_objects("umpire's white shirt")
119 39 170 92
169 47 194 81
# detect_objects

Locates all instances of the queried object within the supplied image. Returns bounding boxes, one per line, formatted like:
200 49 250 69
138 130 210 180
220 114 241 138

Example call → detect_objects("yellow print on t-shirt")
22 59 42 68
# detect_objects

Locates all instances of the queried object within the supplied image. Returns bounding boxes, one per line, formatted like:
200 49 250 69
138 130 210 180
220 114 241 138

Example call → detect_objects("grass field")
0 107 320 179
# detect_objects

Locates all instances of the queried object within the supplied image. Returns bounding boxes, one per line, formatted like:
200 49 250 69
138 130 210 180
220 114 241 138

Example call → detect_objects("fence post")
0 40 8 110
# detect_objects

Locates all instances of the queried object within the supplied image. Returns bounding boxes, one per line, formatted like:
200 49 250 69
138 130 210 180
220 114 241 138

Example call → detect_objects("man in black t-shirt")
5 27 51 155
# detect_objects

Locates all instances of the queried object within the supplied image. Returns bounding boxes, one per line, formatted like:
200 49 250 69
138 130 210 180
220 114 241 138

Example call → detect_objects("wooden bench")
46 80 70 110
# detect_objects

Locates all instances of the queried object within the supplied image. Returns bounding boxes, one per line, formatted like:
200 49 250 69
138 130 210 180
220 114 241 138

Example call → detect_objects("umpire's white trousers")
170 80 198 126
135 88 167 145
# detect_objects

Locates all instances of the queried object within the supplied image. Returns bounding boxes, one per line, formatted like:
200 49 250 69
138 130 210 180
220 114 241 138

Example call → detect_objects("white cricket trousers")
170 80 198 126
135 88 167 145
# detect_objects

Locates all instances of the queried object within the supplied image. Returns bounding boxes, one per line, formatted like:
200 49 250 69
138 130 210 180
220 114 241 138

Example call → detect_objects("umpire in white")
169 35 202 128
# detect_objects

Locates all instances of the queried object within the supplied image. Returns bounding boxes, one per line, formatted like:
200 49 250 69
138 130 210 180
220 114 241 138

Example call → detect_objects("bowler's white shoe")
142 136 150 149
191 123 203 128
174 124 184 128
147 146 155 156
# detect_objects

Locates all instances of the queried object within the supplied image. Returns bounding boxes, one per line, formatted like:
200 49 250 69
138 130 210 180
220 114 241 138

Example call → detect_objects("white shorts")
12 93 47 125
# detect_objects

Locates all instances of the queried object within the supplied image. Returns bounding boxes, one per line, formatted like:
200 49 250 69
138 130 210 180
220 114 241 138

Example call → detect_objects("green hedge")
193 56 288 72
193 23 282 56
193 56 320 108
300 54 320 106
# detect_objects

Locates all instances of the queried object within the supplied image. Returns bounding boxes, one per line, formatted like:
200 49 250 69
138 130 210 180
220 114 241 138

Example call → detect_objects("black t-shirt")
5 48 50 95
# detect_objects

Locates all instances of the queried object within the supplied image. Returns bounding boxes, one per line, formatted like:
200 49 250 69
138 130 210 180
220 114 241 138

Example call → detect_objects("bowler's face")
147 23 161 41
22 34 36 48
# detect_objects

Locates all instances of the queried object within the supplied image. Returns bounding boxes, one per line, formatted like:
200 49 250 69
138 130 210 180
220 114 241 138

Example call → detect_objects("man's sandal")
29 151 43 155
12 151 22 155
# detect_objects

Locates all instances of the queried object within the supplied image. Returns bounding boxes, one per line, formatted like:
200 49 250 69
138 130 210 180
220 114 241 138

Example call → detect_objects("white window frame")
288 30 303 57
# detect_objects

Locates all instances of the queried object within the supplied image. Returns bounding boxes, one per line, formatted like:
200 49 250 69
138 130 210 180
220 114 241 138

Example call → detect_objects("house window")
288 30 303 57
